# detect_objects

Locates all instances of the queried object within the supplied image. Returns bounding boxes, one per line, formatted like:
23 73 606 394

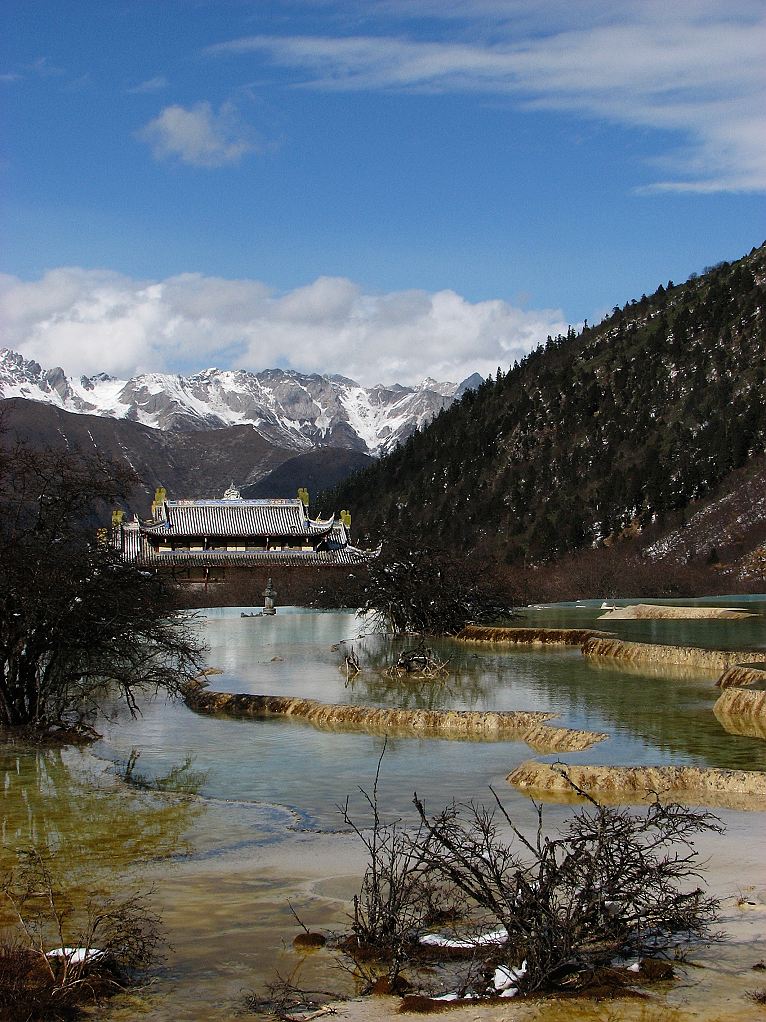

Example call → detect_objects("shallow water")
92 602 766 826
2 599 765 1020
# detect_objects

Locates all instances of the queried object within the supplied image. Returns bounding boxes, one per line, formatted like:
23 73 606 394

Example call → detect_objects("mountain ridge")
0 350 479 456
322 242 766 586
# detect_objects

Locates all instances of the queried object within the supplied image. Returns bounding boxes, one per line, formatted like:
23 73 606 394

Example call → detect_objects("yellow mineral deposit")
507 760 766 810
183 685 607 751
598 604 756 620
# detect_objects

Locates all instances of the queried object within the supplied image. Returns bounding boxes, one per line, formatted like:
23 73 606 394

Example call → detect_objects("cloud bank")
209 1 766 192
0 268 569 386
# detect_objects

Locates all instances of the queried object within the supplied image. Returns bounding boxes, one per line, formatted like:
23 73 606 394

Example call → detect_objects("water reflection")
2 600 765 1021
0 741 202 881
87 602 766 830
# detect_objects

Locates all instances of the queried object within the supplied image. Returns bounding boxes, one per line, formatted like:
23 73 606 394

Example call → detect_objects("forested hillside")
325 243 766 576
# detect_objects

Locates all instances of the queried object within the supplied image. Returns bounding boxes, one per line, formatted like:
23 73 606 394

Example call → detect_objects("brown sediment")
456 626 604 646
713 688 766 741
182 684 606 749
716 665 766 689
599 604 756 620
185 685 552 737
398 995 459 1013
507 760 766 810
587 656 721 683
520 723 608 753
581 636 766 672
293 932 326 949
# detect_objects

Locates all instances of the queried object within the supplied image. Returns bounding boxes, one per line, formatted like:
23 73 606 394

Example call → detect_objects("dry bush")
338 769 723 999
411 783 723 994
338 748 461 989
1 848 162 1021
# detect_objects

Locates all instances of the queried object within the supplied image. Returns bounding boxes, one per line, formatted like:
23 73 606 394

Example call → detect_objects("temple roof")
142 498 334 538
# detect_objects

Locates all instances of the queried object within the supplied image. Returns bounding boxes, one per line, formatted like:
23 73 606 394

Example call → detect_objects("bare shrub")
412 783 723 994
245 973 341 1021
339 748 460 988
385 647 450 679
1 848 162 1020
334 756 723 1000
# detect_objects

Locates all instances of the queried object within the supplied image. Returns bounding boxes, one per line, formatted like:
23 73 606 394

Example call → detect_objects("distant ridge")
0 349 480 457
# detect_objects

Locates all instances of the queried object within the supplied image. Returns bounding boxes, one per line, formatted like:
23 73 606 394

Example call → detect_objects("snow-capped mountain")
0 349 482 456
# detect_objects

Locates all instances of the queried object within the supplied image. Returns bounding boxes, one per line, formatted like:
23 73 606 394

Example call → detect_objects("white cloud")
208 2 766 192
0 268 569 386
137 101 255 167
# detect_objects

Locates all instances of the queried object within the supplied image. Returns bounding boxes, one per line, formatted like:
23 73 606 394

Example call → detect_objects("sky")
1 0 764 386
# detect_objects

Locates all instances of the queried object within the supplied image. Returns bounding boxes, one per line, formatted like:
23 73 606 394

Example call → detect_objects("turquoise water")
91 601 766 830
529 595 766 650
3 599 766 1021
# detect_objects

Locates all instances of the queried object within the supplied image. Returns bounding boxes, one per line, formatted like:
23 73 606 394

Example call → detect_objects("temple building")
113 485 378 581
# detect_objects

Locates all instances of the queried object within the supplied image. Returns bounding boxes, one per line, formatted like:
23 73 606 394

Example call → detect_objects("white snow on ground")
46 947 105 965
419 927 508 950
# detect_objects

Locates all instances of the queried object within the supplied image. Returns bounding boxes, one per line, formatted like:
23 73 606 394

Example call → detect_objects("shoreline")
128 804 766 1022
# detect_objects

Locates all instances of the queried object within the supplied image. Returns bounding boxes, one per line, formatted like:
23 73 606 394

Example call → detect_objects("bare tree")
0 441 206 737
338 747 457 988
359 542 517 635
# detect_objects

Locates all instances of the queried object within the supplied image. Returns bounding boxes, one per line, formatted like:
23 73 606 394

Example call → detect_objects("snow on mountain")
0 348 480 456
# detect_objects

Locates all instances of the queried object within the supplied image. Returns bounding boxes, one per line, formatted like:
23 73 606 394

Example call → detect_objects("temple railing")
131 547 374 567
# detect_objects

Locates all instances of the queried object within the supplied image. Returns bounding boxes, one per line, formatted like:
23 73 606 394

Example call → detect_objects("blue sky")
1 1 764 385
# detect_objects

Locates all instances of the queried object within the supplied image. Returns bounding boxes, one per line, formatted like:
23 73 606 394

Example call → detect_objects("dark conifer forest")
324 243 766 581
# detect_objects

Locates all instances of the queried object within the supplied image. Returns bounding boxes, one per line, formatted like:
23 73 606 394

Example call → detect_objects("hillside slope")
324 243 766 582
241 448 374 503
0 398 291 511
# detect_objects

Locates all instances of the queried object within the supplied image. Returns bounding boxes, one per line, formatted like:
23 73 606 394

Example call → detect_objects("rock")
598 604 755 620
507 760 766 810
713 687 766 741
639 958 674 980
293 932 326 949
